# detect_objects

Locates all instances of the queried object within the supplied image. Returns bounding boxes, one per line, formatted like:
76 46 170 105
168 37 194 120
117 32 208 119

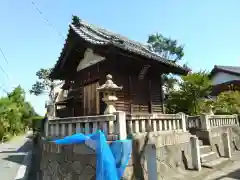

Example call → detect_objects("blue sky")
0 0 239 115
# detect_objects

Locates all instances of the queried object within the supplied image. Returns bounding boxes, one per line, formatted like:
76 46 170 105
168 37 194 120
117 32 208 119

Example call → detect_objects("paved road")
171 151 240 180
203 152 240 180
0 132 32 180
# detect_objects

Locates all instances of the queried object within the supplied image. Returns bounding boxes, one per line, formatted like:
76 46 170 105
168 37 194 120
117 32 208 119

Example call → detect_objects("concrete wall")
123 132 193 180
39 141 96 180
39 132 193 180
210 126 240 157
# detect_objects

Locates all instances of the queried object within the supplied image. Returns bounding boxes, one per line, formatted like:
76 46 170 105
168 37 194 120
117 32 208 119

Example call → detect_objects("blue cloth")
53 130 132 180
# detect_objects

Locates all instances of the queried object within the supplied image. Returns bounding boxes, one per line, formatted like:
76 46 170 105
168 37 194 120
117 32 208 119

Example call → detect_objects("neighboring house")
49 16 189 118
209 65 240 96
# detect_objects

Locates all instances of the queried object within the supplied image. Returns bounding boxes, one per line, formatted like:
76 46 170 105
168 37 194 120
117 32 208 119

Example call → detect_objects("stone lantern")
97 74 123 114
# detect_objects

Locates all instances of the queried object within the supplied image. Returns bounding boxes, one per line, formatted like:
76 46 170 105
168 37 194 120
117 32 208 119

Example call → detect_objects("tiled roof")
210 65 240 76
215 65 240 74
51 16 189 77
71 18 189 72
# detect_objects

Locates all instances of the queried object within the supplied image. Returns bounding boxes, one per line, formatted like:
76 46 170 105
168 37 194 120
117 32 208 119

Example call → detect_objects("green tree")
0 86 40 141
30 68 53 96
213 91 240 114
147 33 186 94
147 33 184 62
166 71 211 115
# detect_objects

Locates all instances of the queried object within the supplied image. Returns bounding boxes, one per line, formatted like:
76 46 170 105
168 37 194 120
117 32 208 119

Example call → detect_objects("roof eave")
50 25 75 80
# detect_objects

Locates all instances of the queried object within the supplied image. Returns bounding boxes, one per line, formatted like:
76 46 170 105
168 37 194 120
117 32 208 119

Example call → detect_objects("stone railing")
126 112 186 135
208 114 239 129
46 111 127 141
46 111 189 141
187 115 201 130
190 114 239 130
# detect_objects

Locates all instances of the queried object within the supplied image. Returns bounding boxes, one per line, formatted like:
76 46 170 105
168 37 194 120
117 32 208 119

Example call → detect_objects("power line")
0 47 8 64
0 46 12 83
0 65 11 82
30 1 65 40
0 46 11 82
0 45 14 91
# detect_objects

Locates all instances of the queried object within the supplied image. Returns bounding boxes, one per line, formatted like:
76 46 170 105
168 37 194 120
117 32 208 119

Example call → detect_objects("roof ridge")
216 65 240 68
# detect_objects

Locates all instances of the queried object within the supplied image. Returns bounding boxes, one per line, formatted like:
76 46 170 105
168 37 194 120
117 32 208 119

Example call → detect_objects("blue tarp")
53 130 132 180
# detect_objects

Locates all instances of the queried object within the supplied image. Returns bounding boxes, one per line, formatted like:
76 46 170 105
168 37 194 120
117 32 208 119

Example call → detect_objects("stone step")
200 151 218 163
200 145 212 154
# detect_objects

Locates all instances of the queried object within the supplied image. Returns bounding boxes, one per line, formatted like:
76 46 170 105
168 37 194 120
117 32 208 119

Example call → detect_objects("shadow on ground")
214 169 240 179
0 138 32 165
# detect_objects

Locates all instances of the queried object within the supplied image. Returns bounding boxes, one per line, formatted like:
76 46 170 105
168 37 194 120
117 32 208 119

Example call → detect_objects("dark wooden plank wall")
131 74 149 114
151 75 164 113
98 59 131 114
65 53 164 116
113 74 130 113
69 63 100 116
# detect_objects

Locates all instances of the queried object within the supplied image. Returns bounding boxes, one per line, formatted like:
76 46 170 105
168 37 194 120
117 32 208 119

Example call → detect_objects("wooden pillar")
128 76 133 114
160 74 165 113
148 79 152 113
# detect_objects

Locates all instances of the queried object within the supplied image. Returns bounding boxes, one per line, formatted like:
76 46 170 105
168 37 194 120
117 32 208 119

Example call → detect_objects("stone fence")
207 114 239 129
46 112 189 140
46 111 127 141
46 112 239 140
186 114 239 131
126 112 186 134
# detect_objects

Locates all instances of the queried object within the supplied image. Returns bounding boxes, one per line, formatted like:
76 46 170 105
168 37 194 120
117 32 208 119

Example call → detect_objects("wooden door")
83 82 100 115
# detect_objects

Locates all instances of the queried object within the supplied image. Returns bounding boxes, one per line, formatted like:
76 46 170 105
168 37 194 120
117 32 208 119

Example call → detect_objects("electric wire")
30 1 65 40
0 47 8 64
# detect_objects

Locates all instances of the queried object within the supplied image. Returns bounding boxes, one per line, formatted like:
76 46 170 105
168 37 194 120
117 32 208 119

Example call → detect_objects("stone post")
222 132 232 158
200 113 210 130
115 111 127 140
146 144 158 180
97 74 123 114
190 136 201 171
234 114 239 126
177 112 187 132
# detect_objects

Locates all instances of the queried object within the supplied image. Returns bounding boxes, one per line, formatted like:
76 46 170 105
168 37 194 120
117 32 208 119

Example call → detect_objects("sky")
0 0 239 115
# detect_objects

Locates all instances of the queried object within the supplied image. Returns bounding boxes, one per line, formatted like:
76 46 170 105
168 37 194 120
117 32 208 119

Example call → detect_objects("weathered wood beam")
148 79 152 113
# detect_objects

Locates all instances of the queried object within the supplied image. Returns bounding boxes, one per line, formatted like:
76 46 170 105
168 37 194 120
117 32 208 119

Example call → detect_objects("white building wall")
211 72 240 85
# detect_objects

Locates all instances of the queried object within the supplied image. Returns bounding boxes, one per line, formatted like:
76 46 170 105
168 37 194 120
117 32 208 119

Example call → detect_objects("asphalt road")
0 132 32 180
